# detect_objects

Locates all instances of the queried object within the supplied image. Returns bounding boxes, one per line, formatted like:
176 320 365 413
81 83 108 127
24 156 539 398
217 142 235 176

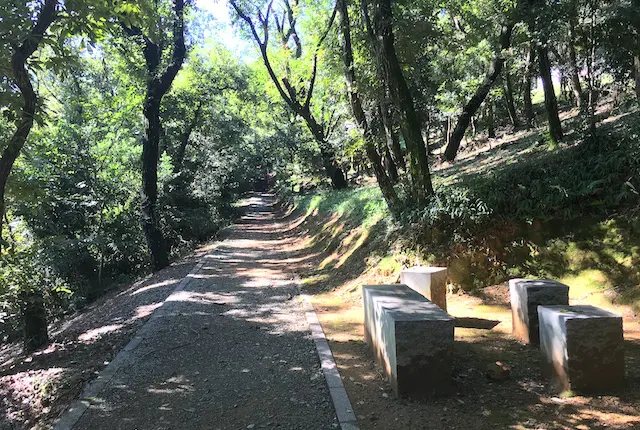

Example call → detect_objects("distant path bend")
57 193 340 430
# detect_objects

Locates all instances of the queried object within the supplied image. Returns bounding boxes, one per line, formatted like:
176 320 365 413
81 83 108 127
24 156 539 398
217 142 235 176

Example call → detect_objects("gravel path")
67 194 338 430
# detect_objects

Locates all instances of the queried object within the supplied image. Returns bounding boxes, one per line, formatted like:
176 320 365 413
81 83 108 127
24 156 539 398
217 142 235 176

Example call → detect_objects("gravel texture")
70 194 338 430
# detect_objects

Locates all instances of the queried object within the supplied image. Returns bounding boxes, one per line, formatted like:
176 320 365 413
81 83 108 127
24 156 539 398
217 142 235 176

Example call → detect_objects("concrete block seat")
362 284 454 399
400 266 448 311
509 279 569 344
538 305 624 393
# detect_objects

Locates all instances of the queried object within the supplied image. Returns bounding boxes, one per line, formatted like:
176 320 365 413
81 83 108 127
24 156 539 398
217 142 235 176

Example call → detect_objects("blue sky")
195 0 251 54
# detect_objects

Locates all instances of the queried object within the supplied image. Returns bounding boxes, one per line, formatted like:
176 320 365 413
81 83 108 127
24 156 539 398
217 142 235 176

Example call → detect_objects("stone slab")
400 267 448 311
299 292 359 429
538 305 624 392
362 284 454 399
509 279 569 344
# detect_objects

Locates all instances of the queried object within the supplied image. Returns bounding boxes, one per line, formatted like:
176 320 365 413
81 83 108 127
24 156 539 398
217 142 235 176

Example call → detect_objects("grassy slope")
294 99 640 311
295 185 640 315
288 101 640 429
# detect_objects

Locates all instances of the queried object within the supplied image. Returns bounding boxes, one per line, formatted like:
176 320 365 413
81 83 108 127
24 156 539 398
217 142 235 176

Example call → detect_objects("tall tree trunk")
568 14 584 108
523 42 536 129
0 0 58 246
443 22 514 161
141 97 169 270
124 0 187 271
503 69 519 128
538 45 564 143
0 0 58 353
374 0 433 204
337 0 399 214
634 54 640 100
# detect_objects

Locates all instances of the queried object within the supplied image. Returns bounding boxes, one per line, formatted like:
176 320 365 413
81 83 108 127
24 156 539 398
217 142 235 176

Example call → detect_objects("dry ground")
280 183 640 429
0 246 208 429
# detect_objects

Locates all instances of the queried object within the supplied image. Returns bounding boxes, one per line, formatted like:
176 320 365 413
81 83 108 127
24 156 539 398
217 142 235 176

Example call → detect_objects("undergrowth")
292 108 640 309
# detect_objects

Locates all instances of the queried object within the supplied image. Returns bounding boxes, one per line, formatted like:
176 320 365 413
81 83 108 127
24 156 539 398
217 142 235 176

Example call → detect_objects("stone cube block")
362 284 454 399
509 279 569 344
538 305 624 392
400 267 448 311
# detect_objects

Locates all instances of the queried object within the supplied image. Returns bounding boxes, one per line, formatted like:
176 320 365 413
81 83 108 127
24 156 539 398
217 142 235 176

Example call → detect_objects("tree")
230 0 348 189
121 0 187 271
364 0 434 204
0 0 58 247
336 0 399 214
1 0 120 352
443 21 514 161
523 41 536 129
538 44 564 143
567 2 584 108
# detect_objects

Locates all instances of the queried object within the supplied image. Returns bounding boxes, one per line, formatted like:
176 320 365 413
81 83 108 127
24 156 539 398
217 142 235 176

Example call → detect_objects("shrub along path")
55 194 339 430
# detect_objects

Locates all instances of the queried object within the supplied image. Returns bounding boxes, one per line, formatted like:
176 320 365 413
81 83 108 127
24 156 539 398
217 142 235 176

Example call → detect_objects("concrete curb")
52 258 208 430
297 286 360 430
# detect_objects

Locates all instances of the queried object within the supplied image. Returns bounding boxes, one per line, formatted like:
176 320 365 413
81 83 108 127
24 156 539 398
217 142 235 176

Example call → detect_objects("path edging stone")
297 283 360 430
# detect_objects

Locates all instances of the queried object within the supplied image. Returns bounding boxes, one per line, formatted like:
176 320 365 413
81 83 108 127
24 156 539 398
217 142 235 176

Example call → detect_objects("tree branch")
231 0 295 109
303 1 338 110
157 0 186 95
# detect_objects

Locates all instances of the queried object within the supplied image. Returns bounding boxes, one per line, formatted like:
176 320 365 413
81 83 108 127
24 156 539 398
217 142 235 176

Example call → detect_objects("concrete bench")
509 279 569 344
400 267 448 311
362 284 454 399
538 305 624 392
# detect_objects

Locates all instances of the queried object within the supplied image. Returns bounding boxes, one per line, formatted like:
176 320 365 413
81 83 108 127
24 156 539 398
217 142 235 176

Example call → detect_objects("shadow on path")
70 193 338 430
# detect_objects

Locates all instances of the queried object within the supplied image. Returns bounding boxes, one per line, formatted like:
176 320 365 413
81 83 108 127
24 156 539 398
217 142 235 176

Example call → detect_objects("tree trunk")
174 100 202 172
125 0 187 271
382 145 399 182
443 22 514 161
379 101 405 169
21 290 49 352
568 15 584 108
487 102 496 138
0 0 58 245
503 69 519 128
320 146 348 189
524 42 536 129
374 0 433 204
303 116 348 189
538 46 564 143
635 54 640 100
560 73 569 102
337 0 399 214
141 97 169 270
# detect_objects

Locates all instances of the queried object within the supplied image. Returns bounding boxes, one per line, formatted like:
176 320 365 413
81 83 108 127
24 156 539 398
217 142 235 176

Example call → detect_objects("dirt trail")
59 194 338 429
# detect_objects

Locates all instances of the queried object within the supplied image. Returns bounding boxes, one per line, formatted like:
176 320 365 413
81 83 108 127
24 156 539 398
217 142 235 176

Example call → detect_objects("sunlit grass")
296 185 389 229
